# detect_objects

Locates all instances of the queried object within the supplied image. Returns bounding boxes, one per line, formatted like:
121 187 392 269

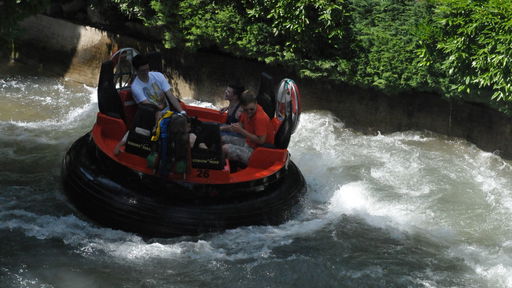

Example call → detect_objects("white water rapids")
1 71 511 287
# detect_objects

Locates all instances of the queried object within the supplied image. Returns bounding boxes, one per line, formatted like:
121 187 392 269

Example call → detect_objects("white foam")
0 208 254 261
0 210 201 262
326 181 432 238
448 244 512 287
288 112 512 287
0 75 97 133
3 96 512 287
184 99 219 110
0 204 334 263
5 84 97 130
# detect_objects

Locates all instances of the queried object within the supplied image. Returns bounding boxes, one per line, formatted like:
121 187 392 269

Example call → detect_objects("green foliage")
0 0 50 54
418 0 512 102
92 0 512 108
349 0 436 93
4 0 512 108
178 0 353 79
110 0 179 47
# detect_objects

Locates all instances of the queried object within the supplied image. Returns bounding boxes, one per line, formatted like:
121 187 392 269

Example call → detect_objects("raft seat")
186 105 226 123
247 148 287 169
245 117 288 169
118 89 138 130
191 121 225 170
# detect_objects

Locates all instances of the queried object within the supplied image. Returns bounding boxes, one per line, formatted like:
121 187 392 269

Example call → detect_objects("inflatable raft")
62 48 306 237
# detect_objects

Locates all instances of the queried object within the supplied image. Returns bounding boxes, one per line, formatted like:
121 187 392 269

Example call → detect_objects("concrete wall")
165 51 512 158
13 15 512 159
16 15 157 86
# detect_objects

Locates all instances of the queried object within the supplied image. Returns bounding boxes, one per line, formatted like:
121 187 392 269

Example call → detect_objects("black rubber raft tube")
62 133 307 237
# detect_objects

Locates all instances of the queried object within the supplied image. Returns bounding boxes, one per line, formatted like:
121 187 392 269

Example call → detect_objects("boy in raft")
221 91 275 164
131 53 185 119
114 53 187 155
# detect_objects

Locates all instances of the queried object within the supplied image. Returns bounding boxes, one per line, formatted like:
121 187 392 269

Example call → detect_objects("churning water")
1 67 512 287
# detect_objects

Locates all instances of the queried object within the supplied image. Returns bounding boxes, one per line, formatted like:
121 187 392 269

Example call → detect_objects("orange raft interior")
92 104 289 185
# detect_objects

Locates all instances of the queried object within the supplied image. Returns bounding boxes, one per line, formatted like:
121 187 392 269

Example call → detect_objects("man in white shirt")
114 54 186 155
131 54 185 115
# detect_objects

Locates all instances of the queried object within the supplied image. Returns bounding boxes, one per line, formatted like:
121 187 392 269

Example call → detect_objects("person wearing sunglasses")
221 91 275 165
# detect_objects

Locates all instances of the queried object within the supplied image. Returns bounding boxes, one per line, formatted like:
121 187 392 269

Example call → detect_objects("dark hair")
228 83 245 97
240 90 257 106
132 54 149 70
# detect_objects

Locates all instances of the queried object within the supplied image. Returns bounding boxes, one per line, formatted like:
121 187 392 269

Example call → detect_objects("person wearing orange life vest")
221 91 275 164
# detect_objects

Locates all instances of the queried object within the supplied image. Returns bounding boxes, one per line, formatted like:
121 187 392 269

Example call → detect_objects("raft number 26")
196 169 210 178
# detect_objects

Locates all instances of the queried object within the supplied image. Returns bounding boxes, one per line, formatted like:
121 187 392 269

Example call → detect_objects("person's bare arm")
164 89 184 112
113 131 129 155
230 123 266 145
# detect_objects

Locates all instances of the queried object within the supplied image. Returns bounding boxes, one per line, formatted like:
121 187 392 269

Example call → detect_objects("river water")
1 65 512 288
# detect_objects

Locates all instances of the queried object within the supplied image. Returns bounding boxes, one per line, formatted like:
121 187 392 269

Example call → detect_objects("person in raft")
114 53 187 155
221 91 275 165
219 83 245 124
131 53 184 117
219 83 245 138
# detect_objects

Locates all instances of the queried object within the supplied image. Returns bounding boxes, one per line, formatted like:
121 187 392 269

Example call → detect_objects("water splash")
1 75 96 127
2 79 512 287
290 112 512 287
